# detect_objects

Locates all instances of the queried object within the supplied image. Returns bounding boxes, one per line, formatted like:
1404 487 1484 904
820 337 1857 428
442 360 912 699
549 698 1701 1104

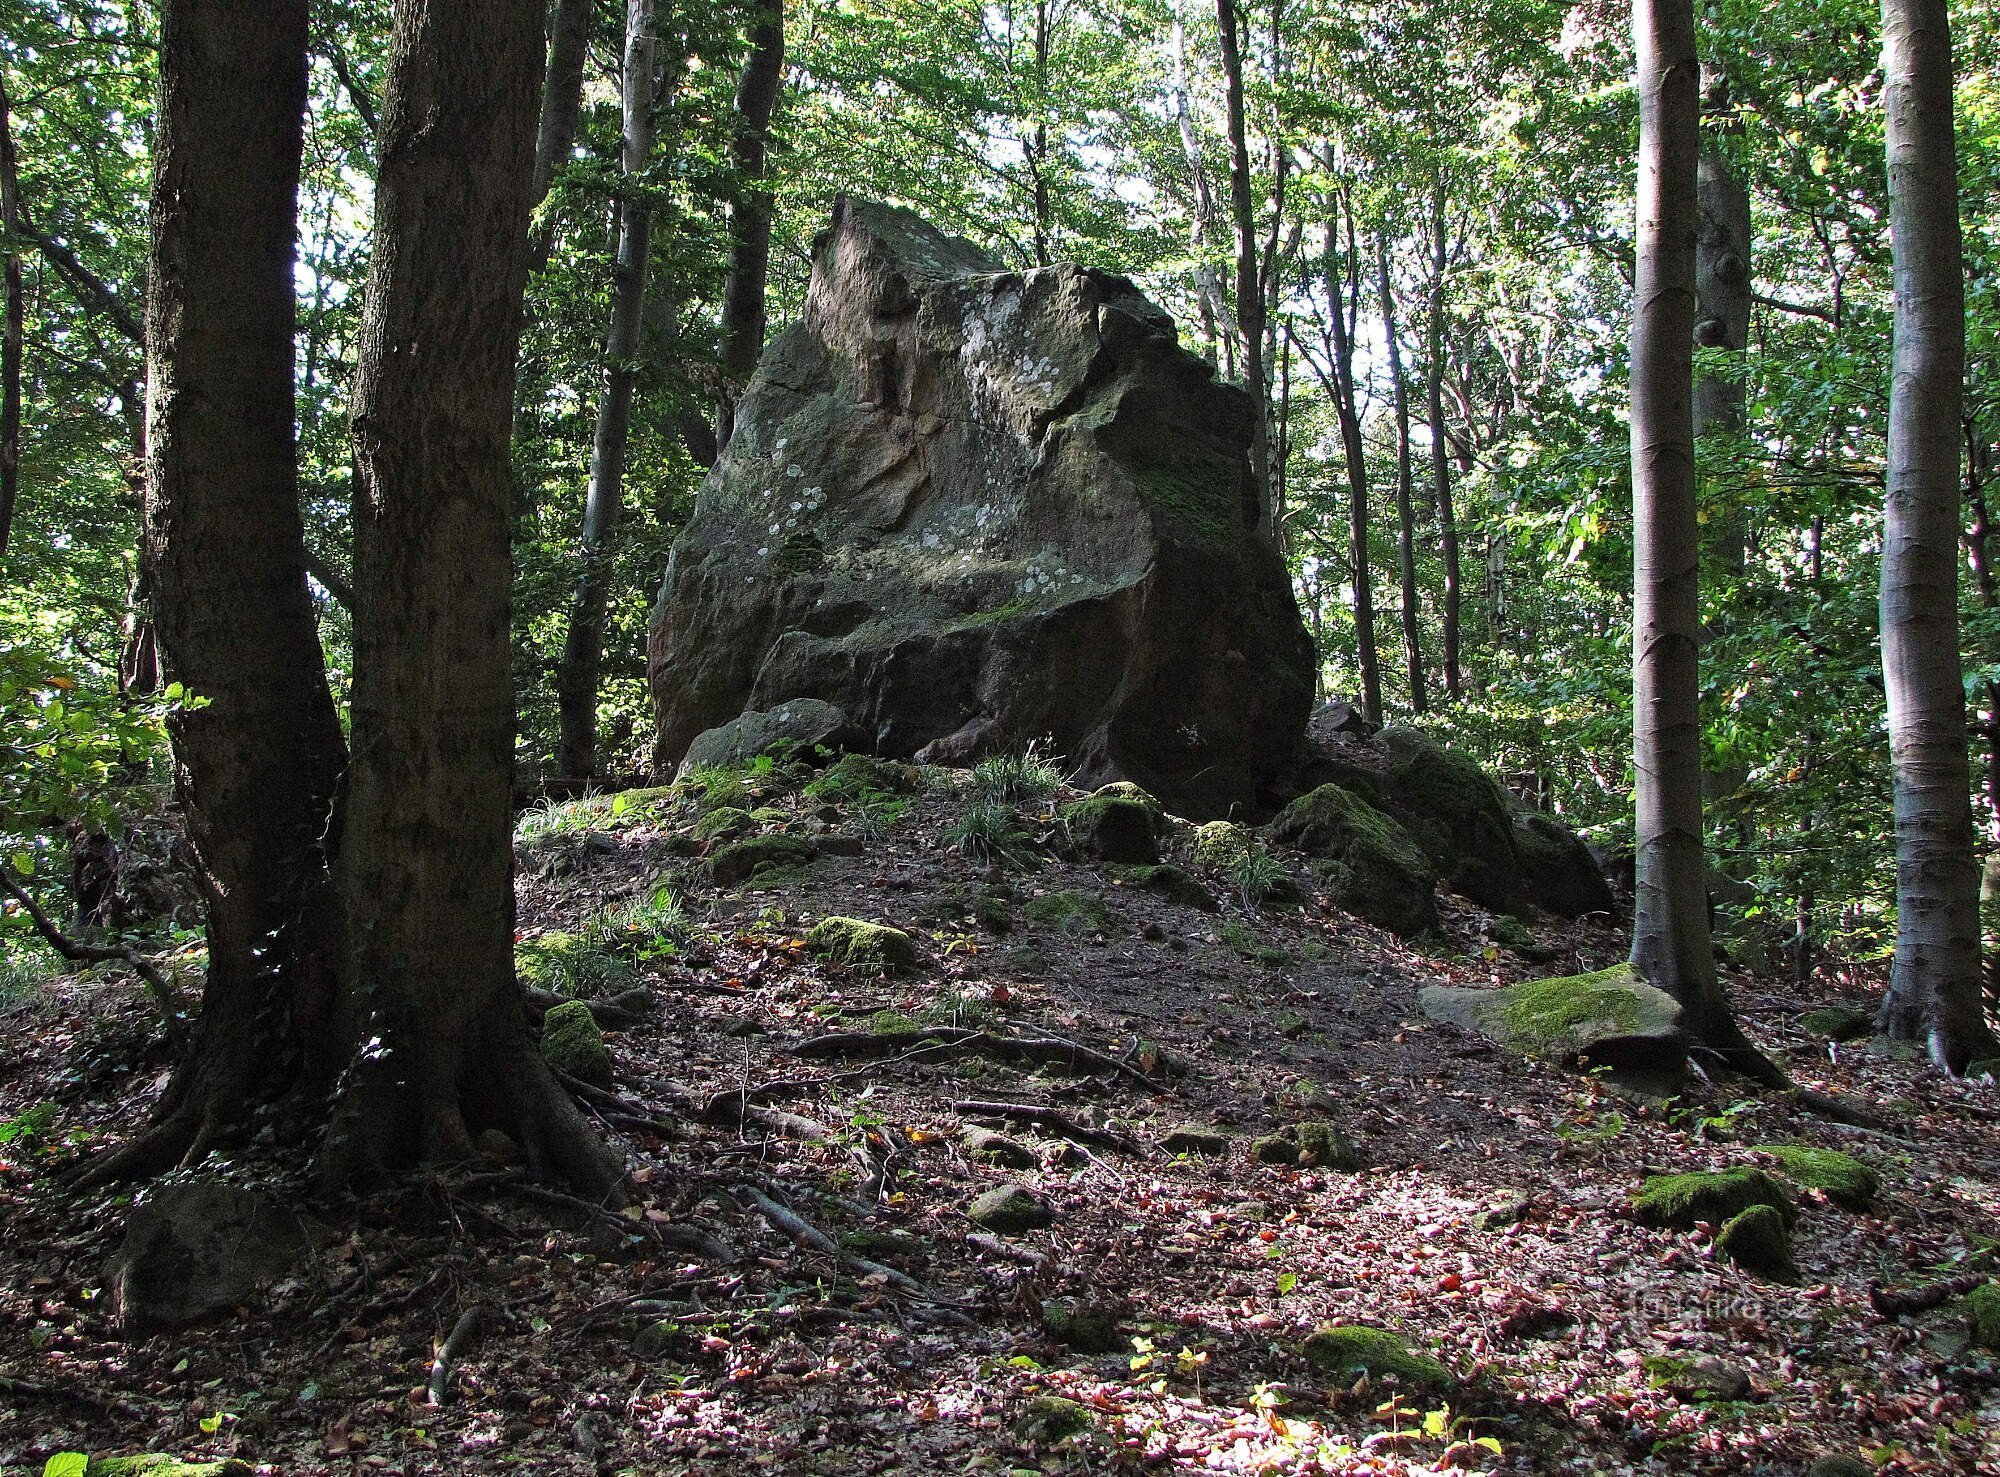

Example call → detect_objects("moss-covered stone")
1420 965 1687 1094
1062 782 1166 864
1801 1005 1874 1042
1756 1144 1878 1209
1160 1126 1230 1156
1805 1458 1875 1477
1023 889 1114 936
1378 725 1522 913
709 833 818 885
972 883 1014 933
692 804 755 841
1016 1393 1091 1442
1716 1203 1797 1281
962 1125 1036 1169
1109 862 1218 912
1641 1353 1751 1401
1297 1120 1363 1172
1251 1133 1300 1165
514 931 636 998
1510 810 1617 918
84 1460 254 1477
540 999 613 1087
1191 819 1252 870
807 916 919 971
968 1183 1054 1233
1491 913 1556 962
803 752 914 802
1632 1167 1794 1230
1041 1298 1126 1353
1302 1324 1450 1387
1270 783 1438 936
1966 1281 2000 1351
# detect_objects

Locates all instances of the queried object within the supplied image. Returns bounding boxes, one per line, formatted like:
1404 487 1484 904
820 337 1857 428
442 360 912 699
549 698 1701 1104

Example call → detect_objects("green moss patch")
803 752 915 802
807 916 919 971
1042 1298 1125 1352
1270 783 1437 936
1191 819 1253 870
540 999 613 1087
692 805 755 841
1716 1203 1797 1281
1756 1144 1878 1209
1062 783 1166 864
1801 1005 1874 1042
1966 1282 2000 1351
709 833 818 885
1016 1393 1091 1442
1023 889 1114 937
1109 863 1218 912
1632 1167 1793 1231
1302 1324 1450 1387
515 932 636 998
83 1460 254 1477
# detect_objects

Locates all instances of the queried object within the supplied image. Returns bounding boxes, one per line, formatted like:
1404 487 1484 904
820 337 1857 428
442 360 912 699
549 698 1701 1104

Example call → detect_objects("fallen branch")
793 1026 1167 1092
1868 1269 1990 1318
0 1371 159 1422
732 1182 837 1254
427 1305 491 1406
0 865 186 1049
966 1232 1052 1270
474 1172 737 1263
951 1098 1146 1156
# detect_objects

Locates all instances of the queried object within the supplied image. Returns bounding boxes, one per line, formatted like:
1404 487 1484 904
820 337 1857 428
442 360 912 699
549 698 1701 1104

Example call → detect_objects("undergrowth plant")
947 797 1027 864
971 741 1064 805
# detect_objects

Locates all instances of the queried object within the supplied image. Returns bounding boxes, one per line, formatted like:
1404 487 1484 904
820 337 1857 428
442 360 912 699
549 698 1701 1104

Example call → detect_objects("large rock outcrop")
647 199 1315 819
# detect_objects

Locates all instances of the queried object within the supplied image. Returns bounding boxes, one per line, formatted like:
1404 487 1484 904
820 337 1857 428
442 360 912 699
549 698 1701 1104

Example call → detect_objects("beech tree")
1874 0 1998 1070
715 0 785 450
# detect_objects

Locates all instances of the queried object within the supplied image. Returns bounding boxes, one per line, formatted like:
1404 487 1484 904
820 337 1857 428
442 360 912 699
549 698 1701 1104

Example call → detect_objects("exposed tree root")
524 984 653 1030
0 1372 161 1423
731 1182 925 1295
426 1304 492 1406
1868 1268 1990 1318
951 1098 1147 1156
793 1026 1168 1092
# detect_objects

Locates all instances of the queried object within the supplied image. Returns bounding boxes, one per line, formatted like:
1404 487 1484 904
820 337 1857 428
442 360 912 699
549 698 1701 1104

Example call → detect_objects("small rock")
1643 1352 1752 1402
1805 1458 1875 1477
962 1126 1037 1170
1016 1393 1091 1442
1474 1192 1535 1231
106 1181 308 1334
1302 1324 1450 1388
633 1319 681 1359
805 915 920 970
968 1183 1054 1234
1296 1120 1362 1172
1716 1204 1797 1282
1160 1126 1230 1156
1966 1281 2000 1351
541 999 613 1087
1041 1298 1126 1353
1251 1133 1300 1166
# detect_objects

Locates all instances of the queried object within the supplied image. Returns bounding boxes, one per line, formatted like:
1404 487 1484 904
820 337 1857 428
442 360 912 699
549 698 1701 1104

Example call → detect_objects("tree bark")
110 0 350 1176
1628 0 1760 1062
1169 5 1232 374
556 0 659 780
1215 0 1271 541
715 0 785 450
1321 214 1381 725
528 0 594 266
0 65 20 565
1375 231 1425 714
1423 181 1461 699
1875 0 1996 1068
334 0 623 1192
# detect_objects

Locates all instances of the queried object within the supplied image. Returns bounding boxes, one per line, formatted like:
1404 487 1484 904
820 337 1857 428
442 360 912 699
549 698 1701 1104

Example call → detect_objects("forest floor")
1 760 1997 1476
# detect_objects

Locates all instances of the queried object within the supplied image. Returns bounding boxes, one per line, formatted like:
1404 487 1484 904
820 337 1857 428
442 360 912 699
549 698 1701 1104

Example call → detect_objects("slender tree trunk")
1628 0 1761 1062
1424 182 1461 699
1322 216 1381 725
1375 231 1425 714
1216 0 1271 541
331 0 622 1192
1875 0 1996 1068
0 66 19 565
1170 5 1232 374
556 0 659 780
529 0 594 269
94 0 350 1181
715 0 784 449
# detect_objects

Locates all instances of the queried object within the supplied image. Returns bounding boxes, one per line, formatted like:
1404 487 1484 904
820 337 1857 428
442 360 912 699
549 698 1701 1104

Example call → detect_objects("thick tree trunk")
715 0 784 450
1875 0 1996 1068
333 0 623 1192
1424 183 1461 699
0 67 19 565
556 0 659 780
1322 217 1381 725
106 0 350 1178
1215 0 1271 542
1628 0 1761 1062
1375 232 1425 714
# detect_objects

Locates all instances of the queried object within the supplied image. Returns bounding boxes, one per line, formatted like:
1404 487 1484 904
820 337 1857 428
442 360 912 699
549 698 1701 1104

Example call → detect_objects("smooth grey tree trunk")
715 0 785 450
331 0 621 1193
0 67 19 565
1216 0 1271 541
1321 215 1381 725
556 0 660 780
1423 183 1461 700
1628 0 1762 1062
1375 231 1426 714
1170 6 1233 374
89 0 350 1182
1875 0 1997 1069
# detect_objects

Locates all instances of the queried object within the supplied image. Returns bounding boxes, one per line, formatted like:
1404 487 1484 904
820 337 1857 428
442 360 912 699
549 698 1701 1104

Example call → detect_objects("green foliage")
597 884 700 961
515 932 636 998
0 1101 57 1148
946 797 1028 864
969 743 1064 806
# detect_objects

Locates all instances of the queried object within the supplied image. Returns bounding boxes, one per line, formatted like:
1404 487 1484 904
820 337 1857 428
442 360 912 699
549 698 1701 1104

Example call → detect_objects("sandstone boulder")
647 199 1314 819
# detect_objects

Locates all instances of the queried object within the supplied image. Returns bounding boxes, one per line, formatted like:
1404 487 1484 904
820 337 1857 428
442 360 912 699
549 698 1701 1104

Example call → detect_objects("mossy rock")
962 1125 1036 1169
515 931 636 998
1491 914 1557 963
692 804 756 841
807 916 919 971
1755 1144 1878 1209
1378 725 1523 913
1252 1121 1360 1172
1061 782 1166 864
804 752 915 802
1632 1167 1793 1231
968 1183 1054 1233
83 1460 254 1477
540 999 613 1087
1805 1458 1875 1477
972 883 1014 934
1109 863 1218 912
1967 1281 2000 1351
1302 1325 1450 1388
1641 1353 1751 1402
1191 819 1253 870
1270 783 1438 936
1042 1298 1126 1353
709 833 818 885
1016 1394 1091 1442
1510 810 1617 919
1716 1203 1797 1281
1160 1126 1230 1156
1023 889 1115 937
1801 1005 1874 1042
1419 966 1686 1095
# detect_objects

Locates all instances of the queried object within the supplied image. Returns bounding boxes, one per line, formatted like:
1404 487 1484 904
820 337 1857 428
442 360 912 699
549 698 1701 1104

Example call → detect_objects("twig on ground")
427 1304 492 1406
732 1182 837 1254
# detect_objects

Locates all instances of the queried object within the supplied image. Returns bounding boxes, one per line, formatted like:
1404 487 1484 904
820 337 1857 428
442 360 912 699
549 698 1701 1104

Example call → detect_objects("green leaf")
43 1456 89 1477
199 1412 224 1434
1276 1271 1297 1295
